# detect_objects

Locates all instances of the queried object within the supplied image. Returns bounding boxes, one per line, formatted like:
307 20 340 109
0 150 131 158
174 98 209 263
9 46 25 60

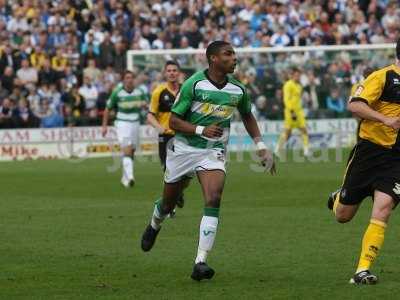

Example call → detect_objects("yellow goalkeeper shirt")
283 79 303 113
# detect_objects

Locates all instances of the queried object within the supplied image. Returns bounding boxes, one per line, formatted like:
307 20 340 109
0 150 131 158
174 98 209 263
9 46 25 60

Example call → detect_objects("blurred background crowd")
0 0 398 129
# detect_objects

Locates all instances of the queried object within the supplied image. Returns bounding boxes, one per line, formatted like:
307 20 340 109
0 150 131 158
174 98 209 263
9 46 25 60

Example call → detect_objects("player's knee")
335 209 354 223
160 200 175 214
372 204 392 221
207 191 222 207
335 215 352 223
372 194 395 222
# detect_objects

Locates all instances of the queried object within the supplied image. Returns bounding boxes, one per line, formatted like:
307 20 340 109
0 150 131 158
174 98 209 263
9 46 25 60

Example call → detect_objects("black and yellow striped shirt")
350 64 400 148
149 83 180 135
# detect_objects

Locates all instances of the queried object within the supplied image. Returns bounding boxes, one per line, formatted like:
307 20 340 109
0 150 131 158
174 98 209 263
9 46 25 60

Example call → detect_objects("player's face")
292 71 301 82
214 45 237 74
124 73 135 90
165 65 180 83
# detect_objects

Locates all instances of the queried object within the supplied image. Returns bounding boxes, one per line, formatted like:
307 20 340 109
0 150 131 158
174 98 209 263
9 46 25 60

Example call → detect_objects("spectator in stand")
79 76 98 111
36 98 63 128
1 66 15 93
99 32 115 69
62 86 85 126
112 41 126 73
51 47 68 74
270 26 291 47
0 97 14 128
16 58 38 88
27 85 40 117
38 58 58 85
30 46 47 69
0 41 20 73
326 88 346 117
83 58 101 84
12 98 39 128
0 0 398 129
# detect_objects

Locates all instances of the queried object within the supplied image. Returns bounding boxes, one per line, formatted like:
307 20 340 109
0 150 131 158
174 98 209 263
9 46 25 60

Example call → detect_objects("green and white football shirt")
172 70 251 149
107 85 147 122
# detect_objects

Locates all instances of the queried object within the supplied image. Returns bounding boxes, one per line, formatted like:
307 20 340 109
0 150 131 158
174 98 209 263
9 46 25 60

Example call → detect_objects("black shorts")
340 139 400 205
158 134 174 170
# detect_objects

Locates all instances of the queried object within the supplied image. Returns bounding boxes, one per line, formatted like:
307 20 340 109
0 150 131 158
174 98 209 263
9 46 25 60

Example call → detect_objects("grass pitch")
1 151 400 299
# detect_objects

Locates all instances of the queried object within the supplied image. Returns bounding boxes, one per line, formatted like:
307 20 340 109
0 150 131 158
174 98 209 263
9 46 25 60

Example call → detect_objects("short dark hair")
206 40 231 63
123 70 135 78
164 60 180 70
396 38 400 60
291 67 301 73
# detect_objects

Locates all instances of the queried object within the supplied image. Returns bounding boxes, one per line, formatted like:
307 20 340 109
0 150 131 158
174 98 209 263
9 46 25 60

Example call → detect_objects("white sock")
195 215 219 264
150 199 167 230
122 156 134 180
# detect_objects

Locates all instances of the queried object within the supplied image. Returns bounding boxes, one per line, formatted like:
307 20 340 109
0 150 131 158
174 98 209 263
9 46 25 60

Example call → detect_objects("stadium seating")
0 0 398 129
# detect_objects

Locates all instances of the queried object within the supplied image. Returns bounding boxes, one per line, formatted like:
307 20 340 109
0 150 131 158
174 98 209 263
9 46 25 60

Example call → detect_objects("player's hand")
202 125 224 138
158 127 166 134
383 117 400 130
101 126 108 137
257 148 276 175
290 110 297 121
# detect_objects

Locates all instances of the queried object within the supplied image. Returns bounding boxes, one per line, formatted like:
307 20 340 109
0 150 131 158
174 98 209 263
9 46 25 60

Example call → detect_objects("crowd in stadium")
0 0 399 129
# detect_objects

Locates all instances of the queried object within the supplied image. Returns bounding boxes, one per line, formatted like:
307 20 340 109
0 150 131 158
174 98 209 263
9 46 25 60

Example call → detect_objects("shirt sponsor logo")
200 103 234 118
118 101 146 109
202 93 210 101
354 85 364 96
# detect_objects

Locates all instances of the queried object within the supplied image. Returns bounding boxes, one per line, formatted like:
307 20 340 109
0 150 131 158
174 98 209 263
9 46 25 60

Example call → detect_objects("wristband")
256 141 267 150
195 126 205 136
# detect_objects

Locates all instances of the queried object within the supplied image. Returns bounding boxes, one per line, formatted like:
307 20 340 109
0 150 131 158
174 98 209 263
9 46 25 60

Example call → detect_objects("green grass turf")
1 151 400 299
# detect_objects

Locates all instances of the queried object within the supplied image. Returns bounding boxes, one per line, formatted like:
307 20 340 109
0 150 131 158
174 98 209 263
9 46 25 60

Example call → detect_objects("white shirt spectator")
381 7 400 30
138 36 151 50
6 16 29 32
238 8 253 22
79 84 99 109
152 38 164 49
270 31 291 47
47 14 66 27
84 29 105 44
16 67 38 85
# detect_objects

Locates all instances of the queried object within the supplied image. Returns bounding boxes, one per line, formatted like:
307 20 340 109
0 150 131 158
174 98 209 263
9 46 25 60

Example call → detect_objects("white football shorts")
115 120 140 148
164 139 226 183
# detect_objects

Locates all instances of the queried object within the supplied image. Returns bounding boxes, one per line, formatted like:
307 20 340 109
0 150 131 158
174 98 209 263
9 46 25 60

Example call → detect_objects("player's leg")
158 134 169 171
296 110 309 156
332 196 360 223
299 127 310 157
121 144 135 186
191 169 225 281
328 143 365 222
159 134 185 208
350 190 395 285
141 179 188 251
275 128 292 155
116 121 135 187
141 141 195 251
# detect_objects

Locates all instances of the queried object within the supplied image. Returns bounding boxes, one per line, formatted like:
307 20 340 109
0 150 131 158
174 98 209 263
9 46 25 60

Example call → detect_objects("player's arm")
102 89 118 137
238 88 275 174
170 80 222 138
348 102 400 129
241 112 276 174
348 71 400 129
170 113 223 138
101 108 110 137
147 86 165 133
147 113 165 134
